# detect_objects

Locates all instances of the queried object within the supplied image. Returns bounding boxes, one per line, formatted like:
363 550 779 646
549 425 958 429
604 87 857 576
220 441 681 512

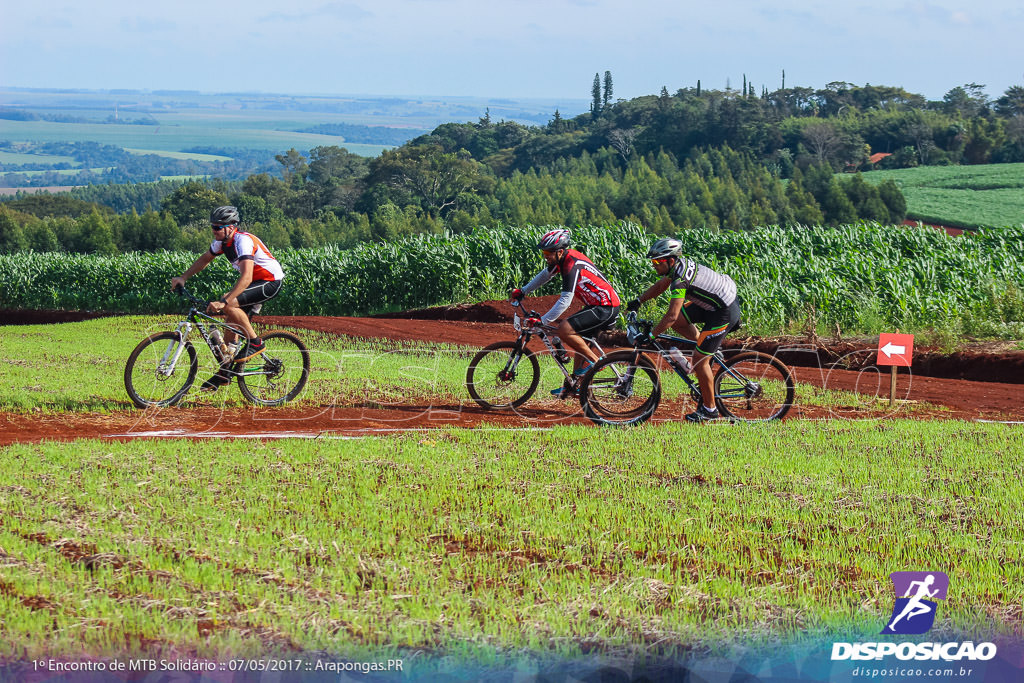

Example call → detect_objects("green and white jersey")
669 258 737 310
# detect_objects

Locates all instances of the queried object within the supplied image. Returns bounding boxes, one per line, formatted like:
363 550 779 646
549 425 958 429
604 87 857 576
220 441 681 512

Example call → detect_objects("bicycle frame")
509 300 606 383
618 312 759 402
169 288 260 377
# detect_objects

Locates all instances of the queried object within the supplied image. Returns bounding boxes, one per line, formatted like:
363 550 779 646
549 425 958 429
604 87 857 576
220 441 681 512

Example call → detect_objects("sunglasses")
650 258 670 265
211 223 232 232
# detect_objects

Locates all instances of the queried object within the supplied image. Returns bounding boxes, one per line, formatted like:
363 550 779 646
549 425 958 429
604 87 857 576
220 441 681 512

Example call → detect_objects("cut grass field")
123 148 233 162
0 317 473 413
0 317 923 417
0 150 80 166
0 119 389 158
1 422 1021 662
2 167 110 177
861 163 1024 229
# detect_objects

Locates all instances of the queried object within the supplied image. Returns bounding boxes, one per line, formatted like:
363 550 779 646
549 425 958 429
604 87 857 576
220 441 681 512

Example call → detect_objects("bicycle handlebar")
175 285 210 310
624 310 702 350
510 298 553 330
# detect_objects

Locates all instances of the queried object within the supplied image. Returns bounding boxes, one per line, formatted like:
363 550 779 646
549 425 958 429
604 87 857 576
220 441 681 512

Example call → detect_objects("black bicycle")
578 311 795 426
123 286 310 408
465 299 611 409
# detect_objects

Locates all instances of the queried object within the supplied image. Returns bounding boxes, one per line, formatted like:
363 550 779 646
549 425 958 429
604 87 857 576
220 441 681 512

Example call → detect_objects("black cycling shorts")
681 299 741 356
568 305 620 337
234 279 283 317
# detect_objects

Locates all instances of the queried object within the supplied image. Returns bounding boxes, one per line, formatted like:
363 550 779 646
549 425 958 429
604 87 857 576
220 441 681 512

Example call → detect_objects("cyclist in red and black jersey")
170 206 285 392
510 229 621 398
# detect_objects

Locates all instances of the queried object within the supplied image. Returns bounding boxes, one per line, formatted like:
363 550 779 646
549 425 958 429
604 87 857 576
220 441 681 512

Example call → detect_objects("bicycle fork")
159 322 193 377
607 350 647 398
499 337 530 381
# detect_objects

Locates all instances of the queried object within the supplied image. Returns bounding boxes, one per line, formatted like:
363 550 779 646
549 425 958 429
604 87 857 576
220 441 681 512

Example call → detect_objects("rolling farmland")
861 163 1024 229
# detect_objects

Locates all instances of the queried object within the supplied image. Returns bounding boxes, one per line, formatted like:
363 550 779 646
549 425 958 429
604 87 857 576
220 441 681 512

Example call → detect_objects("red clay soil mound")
0 308 115 325
726 338 1024 385
371 301 514 323
370 295 583 324
356 297 1024 385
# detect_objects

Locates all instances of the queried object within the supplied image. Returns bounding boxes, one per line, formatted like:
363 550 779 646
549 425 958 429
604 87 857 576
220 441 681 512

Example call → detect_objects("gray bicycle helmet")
646 237 683 260
537 228 571 251
210 205 240 225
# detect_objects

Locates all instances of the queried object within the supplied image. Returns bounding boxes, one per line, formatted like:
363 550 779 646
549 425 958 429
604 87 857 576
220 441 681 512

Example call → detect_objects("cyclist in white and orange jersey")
170 206 285 392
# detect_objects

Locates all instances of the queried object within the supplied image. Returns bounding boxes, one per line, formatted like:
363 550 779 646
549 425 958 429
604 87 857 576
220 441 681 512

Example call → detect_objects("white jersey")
210 231 284 282
668 258 736 310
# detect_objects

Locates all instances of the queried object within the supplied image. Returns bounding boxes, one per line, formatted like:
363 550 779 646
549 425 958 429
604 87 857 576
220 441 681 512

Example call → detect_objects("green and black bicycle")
123 286 310 408
578 311 796 426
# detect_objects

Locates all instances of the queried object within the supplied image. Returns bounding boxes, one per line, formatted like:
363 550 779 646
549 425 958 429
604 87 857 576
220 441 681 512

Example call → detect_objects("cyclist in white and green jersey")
626 237 741 423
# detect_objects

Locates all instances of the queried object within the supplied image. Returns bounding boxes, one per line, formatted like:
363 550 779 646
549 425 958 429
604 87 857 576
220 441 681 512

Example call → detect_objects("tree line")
5 76 1022 255
0 144 905 255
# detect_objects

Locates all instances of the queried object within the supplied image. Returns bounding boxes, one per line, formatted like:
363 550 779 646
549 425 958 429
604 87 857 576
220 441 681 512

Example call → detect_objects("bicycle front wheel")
714 351 795 421
124 331 198 408
579 349 661 426
466 341 540 409
236 331 310 406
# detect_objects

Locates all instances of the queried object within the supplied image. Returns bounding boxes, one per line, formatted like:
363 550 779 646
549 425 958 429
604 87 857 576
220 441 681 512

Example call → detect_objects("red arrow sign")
877 333 914 367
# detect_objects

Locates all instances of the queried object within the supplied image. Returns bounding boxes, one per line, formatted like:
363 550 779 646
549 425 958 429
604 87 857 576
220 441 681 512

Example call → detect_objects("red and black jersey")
548 249 621 307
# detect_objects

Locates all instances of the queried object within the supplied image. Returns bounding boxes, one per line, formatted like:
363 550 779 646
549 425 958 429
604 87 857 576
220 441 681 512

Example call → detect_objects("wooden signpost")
876 333 915 406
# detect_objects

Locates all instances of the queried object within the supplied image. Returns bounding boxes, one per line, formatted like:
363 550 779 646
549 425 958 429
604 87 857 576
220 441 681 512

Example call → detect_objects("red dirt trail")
2 298 1023 445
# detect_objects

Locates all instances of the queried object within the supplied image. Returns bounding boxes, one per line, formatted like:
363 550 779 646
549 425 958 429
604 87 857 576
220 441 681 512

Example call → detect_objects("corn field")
2 222 1023 336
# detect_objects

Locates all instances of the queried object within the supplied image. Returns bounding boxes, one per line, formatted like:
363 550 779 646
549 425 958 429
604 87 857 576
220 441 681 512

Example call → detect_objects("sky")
3 0 1023 105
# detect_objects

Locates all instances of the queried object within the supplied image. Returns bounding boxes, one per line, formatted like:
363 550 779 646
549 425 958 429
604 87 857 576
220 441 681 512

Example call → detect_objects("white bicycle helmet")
647 237 682 260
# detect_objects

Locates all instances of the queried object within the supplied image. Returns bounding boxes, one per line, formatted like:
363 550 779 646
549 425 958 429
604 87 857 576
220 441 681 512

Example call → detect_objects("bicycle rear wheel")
579 350 661 426
714 351 795 421
236 331 310 406
466 341 540 409
124 331 198 408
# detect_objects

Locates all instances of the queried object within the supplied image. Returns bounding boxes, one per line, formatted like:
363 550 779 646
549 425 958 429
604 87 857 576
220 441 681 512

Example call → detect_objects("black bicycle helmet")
537 228 571 251
210 205 240 225
647 237 682 260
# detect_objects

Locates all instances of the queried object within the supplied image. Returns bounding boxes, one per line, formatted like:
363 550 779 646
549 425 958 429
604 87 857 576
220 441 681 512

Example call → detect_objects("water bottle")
210 330 225 361
551 336 571 364
668 347 692 374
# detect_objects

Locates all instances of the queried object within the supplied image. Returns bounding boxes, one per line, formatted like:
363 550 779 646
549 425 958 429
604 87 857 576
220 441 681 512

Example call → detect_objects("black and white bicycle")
577 311 796 426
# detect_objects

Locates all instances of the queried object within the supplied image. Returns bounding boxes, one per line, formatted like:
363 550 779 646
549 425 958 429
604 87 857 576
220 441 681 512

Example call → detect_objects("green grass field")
0 316 1020 666
0 150 80 166
124 148 233 162
2 167 110 177
1 422 1021 661
0 119 389 158
861 163 1024 228
0 317 474 413
0 317 922 417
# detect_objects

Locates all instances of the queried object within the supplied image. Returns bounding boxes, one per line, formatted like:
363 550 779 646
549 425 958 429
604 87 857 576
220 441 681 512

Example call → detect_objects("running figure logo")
883 571 949 635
